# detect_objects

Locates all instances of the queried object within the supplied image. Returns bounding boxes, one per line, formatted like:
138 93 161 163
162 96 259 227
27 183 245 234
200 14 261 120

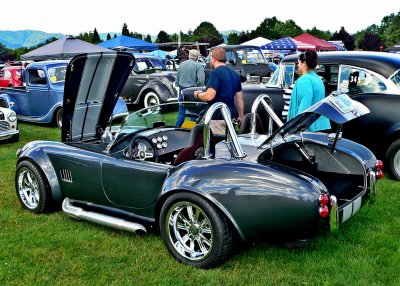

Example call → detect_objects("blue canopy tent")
98 35 158 52
261 37 315 51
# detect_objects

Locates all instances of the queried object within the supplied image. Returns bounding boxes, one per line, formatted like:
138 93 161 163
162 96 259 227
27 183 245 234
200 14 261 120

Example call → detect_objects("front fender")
161 159 323 241
16 141 63 202
0 93 18 110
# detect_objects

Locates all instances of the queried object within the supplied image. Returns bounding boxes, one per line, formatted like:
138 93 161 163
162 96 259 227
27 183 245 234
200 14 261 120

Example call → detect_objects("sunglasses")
299 52 307 62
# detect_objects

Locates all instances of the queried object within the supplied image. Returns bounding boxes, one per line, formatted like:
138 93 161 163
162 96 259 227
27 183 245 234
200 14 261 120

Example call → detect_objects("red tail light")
319 205 329 218
319 194 329 205
376 160 384 179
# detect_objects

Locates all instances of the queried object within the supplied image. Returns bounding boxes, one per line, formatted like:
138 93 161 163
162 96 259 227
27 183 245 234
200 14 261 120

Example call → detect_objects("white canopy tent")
240 37 271 47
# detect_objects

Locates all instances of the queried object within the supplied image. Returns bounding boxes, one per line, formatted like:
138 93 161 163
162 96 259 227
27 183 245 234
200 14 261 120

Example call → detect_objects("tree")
359 33 383 51
155 30 171 43
122 23 130 36
106 33 111 40
252 17 281 39
274 20 303 38
130 32 143 39
92 28 101 44
227 33 241 45
145 34 152 43
305 27 331 40
384 13 400 47
332 27 355 50
192 21 224 47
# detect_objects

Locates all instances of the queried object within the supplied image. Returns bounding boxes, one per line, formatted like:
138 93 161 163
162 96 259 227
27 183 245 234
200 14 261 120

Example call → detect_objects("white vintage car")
0 106 19 142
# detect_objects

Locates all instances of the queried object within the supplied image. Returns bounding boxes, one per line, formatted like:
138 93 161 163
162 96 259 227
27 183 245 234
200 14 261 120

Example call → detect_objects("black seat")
173 124 215 166
238 113 265 134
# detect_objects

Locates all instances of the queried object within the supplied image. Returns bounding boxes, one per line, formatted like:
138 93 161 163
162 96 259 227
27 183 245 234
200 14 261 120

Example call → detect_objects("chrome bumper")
0 129 19 140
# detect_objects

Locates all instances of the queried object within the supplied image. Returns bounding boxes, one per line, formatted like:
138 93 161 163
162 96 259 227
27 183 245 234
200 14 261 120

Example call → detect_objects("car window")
4 70 11 79
390 69 400 90
28 69 47 85
48 66 66 83
339 65 387 94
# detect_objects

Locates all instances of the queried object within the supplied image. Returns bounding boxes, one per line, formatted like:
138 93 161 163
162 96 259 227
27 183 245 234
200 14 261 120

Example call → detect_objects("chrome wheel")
17 167 40 209
393 149 400 178
15 160 53 213
144 91 160 108
166 201 213 261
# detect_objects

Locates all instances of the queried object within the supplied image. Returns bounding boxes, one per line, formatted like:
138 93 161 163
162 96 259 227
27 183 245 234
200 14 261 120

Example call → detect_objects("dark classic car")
15 52 383 269
231 51 400 180
204 45 273 84
120 54 178 108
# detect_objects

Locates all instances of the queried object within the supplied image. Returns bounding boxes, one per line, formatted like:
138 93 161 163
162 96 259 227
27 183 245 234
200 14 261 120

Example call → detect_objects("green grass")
1 123 399 286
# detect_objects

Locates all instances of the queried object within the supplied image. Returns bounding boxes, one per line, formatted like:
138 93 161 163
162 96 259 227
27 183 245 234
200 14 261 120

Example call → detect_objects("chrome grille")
0 121 10 132
0 112 4 120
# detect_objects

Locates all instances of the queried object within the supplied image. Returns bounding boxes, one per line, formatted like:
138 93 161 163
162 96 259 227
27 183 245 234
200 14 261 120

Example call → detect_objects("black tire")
385 139 400 180
15 160 53 213
143 91 160 108
159 192 233 269
54 108 63 128
0 99 8 108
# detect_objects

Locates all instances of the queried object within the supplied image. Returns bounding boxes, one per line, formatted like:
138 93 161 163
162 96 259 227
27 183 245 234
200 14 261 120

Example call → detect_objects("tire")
385 139 400 180
159 192 233 269
0 99 8 108
143 91 160 108
15 160 53 213
54 108 63 128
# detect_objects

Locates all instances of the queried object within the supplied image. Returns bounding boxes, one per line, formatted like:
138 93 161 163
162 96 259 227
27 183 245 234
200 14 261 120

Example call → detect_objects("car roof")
27 60 69 69
282 51 400 79
210 45 262 50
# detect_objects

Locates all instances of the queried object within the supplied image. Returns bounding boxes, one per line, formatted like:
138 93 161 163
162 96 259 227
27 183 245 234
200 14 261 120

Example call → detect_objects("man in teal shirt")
287 50 330 132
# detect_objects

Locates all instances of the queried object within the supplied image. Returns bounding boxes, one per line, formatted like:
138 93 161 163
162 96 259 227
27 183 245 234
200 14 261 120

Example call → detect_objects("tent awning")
294 33 336 51
261 37 315 51
98 35 158 51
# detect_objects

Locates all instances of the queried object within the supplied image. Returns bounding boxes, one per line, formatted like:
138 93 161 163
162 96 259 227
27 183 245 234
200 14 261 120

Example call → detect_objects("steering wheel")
128 136 159 162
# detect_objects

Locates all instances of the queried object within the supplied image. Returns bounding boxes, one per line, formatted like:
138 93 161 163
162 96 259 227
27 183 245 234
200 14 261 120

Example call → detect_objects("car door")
26 68 52 116
102 157 169 209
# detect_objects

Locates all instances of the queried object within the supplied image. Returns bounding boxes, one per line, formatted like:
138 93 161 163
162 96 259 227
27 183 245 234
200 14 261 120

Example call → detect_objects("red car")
0 65 24 87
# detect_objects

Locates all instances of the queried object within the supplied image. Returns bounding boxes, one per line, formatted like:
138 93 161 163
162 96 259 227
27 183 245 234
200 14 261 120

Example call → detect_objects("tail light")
319 193 330 218
376 160 384 179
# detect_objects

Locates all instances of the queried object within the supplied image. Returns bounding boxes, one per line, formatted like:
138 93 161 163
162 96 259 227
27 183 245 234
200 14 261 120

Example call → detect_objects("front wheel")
386 139 400 180
159 192 233 269
143 91 161 108
15 160 53 213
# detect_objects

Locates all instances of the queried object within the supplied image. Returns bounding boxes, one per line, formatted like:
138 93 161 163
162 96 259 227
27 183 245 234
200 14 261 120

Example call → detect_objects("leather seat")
173 124 215 166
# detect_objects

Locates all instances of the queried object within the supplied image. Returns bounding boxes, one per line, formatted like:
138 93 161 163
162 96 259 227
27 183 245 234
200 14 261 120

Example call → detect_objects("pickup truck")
0 60 128 128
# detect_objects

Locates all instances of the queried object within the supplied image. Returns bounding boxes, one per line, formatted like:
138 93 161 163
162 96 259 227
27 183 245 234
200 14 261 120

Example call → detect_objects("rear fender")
139 81 175 102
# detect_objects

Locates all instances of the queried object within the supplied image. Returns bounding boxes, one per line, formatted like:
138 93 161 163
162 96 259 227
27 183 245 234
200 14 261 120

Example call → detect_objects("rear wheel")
160 192 233 269
15 160 53 213
143 91 160 108
386 139 400 180
54 108 63 128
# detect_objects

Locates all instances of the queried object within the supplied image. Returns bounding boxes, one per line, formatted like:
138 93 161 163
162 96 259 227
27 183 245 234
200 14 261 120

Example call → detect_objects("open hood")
261 93 370 146
62 52 134 142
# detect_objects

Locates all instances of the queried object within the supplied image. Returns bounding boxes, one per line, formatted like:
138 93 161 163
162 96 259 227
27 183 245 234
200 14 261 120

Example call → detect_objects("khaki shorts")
210 120 227 136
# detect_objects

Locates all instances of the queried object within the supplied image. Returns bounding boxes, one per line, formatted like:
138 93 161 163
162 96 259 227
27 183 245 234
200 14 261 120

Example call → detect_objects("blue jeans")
176 93 186 127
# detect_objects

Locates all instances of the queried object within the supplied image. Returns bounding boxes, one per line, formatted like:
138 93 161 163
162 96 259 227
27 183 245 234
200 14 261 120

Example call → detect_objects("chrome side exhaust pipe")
62 198 147 234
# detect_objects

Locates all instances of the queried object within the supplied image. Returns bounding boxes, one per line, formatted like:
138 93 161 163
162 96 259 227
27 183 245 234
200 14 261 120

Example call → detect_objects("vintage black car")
231 51 400 180
120 54 178 108
15 52 383 269
204 45 273 84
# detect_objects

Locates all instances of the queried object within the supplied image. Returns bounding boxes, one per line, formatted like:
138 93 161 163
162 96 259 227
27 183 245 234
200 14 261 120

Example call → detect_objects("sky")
1 0 398 36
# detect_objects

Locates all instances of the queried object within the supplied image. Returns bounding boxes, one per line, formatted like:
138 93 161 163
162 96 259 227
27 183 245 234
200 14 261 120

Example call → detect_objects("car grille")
0 121 11 131
0 112 4 120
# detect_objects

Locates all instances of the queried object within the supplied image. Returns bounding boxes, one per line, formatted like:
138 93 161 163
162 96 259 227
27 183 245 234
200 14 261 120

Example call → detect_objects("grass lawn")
0 122 399 286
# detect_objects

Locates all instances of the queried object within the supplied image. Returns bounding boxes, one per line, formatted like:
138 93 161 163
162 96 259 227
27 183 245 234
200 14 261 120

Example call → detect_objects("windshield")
134 57 166 72
122 102 208 131
237 48 267 64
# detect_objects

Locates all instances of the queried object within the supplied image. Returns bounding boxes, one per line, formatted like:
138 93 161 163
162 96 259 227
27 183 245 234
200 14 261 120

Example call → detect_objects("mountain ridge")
0 29 239 49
